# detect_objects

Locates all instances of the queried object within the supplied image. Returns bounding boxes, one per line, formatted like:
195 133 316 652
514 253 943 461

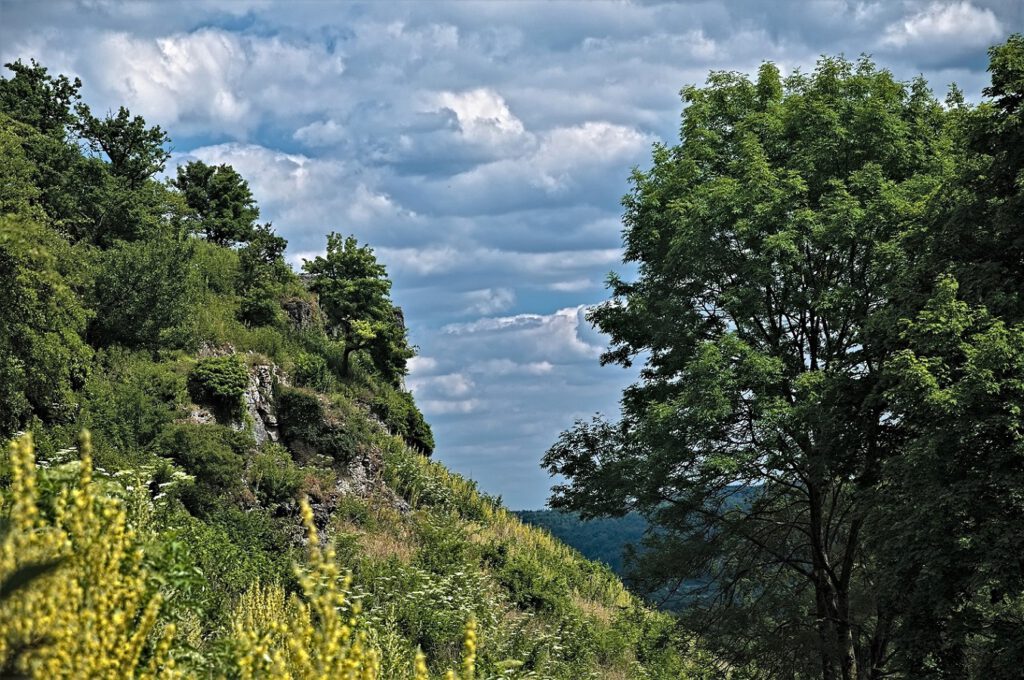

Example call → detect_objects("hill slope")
0 60 724 678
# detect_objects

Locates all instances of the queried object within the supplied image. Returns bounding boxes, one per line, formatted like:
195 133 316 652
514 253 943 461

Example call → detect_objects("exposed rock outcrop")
282 297 318 331
237 363 288 446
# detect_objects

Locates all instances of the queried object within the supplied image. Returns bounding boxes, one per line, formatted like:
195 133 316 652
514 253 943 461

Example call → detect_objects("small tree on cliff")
303 233 411 381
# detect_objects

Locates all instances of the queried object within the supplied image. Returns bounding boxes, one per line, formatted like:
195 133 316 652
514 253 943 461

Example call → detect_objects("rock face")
282 297 318 331
237 363 287 446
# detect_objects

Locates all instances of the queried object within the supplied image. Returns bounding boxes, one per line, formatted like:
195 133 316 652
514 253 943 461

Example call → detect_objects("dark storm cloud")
2 0 1020 507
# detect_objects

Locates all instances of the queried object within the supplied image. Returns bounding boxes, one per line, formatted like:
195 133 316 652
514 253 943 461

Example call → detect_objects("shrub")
293 352 334 392
238 291 280 328
78 350 186 456
276 386 358 464
0 217 92 435
188 355 248 418
369 386 434 455
246 443 302 506
152 423 250 513
89 235 199 350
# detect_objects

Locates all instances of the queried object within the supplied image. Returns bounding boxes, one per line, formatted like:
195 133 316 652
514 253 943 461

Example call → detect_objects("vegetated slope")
0 61 724 678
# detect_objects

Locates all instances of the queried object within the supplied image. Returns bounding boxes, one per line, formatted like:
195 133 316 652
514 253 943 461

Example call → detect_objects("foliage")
188 354 249 417
173 160 259 246
75 104 170 189
152 423 251 514
369 384 435 455
303 233 413 382
293 351 335 392
246 443 303 506
543 37 1024 680
0 59 81 135
89 235 199 349
0 217 92 436
0 432 177 678
277 386 361 464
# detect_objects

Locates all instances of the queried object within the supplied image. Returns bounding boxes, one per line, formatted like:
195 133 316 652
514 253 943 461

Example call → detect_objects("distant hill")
514 509 649 575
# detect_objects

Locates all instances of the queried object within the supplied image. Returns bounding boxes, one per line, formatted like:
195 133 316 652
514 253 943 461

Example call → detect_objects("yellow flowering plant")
0 431 176 679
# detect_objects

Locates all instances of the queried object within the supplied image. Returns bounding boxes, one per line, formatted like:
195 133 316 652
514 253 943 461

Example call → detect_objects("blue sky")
2 0 1021 508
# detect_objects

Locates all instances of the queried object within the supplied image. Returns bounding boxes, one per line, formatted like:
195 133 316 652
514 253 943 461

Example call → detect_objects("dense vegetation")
544 36 1024 679
0 60 710 678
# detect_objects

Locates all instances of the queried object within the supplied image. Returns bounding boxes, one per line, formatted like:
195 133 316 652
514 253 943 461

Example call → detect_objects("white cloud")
84 28 344 135
418 398 481 415
467 359 555 376
407 356 439 375
881 2 1003 49
548 278 593 292
433 88 527 142
176 143 418 254
463 287 516 315
377 246 621 278
294 119 347 147
443 305 604 361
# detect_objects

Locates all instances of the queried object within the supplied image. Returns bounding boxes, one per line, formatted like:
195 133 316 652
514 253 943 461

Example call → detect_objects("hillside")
0 61 729 678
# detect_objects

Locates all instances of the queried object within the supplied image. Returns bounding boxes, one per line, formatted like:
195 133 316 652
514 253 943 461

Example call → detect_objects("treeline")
544 36 1024 679
514 509 648 574
0 58 431 454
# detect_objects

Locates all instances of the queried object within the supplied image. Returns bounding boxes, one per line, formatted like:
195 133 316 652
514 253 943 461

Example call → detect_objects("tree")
89 234 199 349
172 160 259 246
0 216 92 436
0 59 80 136
543 58 951 679
75 105 170 189
870 36 1024 678
302 233 411 381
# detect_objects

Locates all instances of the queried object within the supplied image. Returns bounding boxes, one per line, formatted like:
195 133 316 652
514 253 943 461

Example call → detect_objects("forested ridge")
0 59 711 678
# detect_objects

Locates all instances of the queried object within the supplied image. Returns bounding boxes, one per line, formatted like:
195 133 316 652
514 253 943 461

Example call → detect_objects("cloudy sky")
2 0 1021 507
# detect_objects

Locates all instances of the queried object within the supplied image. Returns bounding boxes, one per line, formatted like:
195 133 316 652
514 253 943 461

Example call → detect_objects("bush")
0 216 92 435
78 349 186 456
293 351 334 392
238 291 280 327
152 422 250 513
369 386 434 455
246 443 302 505
276 386 358 464
188 354 248 418
89 235 199 350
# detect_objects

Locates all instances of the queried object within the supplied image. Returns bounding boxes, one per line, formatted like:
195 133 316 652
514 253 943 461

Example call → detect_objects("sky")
2 0 1021 508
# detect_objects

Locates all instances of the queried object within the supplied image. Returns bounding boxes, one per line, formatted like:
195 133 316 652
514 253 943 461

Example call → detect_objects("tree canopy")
303 233 413 383
173 160 260 246
545 37 1024 680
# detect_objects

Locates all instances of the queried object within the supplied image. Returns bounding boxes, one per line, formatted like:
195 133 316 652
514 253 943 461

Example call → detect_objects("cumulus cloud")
443 306 604 362
82 28 344 136
881 2 1003 50
463 287 516 315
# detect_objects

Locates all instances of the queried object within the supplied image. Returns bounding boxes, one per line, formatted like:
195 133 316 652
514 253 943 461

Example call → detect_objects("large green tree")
172 160 260 246
75 105 170 190
543 57 952 679
302 233 412 381
870 36 1024 678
